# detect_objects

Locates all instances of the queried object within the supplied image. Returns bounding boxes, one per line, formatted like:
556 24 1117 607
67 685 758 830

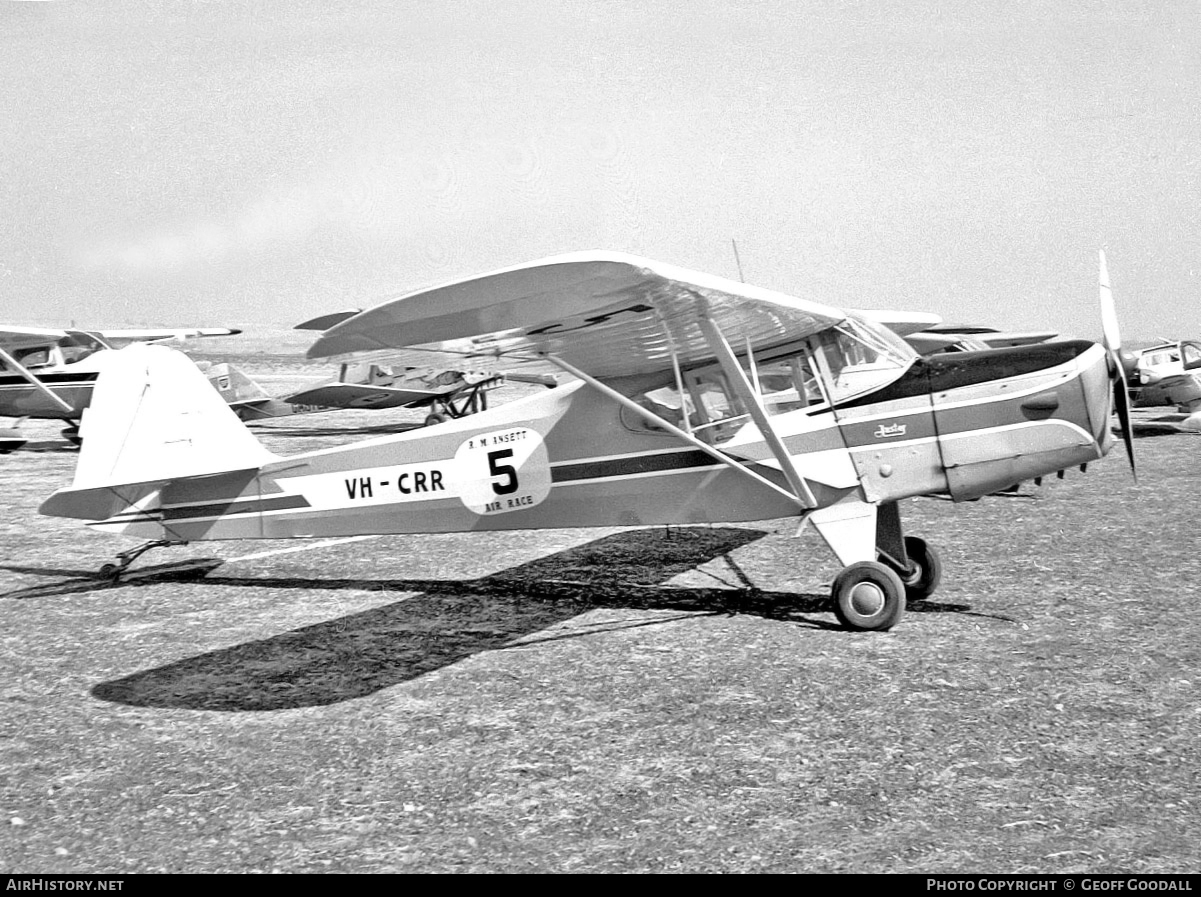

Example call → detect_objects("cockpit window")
13 347 53 369
1145 349 1179 369
56 334 105 364
634 368 750 443
625 316 917 442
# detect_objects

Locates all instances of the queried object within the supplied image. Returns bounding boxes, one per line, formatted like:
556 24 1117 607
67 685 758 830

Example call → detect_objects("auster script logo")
874 422 907 439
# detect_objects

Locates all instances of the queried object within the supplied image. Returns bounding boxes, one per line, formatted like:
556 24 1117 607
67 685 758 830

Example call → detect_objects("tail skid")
40 344 277 522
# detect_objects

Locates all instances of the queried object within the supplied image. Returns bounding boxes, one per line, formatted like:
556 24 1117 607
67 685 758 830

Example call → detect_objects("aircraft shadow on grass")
2 527 969 713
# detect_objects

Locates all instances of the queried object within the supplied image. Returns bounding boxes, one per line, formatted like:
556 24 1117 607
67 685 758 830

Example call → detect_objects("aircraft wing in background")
906 324 1058 356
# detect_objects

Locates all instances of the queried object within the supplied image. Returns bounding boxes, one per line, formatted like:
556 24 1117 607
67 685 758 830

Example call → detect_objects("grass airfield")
1 346 1200 873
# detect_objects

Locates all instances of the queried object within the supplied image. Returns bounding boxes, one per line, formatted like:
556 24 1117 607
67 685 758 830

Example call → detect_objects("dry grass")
1 379 1199 873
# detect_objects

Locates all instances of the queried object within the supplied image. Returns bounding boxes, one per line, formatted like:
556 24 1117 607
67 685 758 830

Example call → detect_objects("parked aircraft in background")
211 356 556 426
286 311 560 424
42 251 1132 631
0 321 555 452
249 362 509 425
0 325 241 451
1119 339 1201 432
905 324 1059 356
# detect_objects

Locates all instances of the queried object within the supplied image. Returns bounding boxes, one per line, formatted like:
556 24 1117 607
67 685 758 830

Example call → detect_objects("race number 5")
455 427 552 515
488 449 519 495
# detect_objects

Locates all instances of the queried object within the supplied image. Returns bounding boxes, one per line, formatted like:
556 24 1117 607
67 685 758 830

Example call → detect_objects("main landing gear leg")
98 539 187 582
874 501 943 605
810 500 942 631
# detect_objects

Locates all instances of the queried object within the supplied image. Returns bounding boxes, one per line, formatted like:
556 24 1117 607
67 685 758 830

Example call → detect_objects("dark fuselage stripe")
551 449 721 483
0 372 99 386
162 494 311 521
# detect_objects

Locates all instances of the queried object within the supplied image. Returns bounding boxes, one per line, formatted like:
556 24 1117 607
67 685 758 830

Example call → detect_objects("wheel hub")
849 581 886 616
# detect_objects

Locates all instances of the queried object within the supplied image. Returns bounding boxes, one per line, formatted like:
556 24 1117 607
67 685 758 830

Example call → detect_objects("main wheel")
423 412 450 427
831 561 906 631
898 536 942 602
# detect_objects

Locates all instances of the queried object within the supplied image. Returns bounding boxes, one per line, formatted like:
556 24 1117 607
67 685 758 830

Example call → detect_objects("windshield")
814 314 917 404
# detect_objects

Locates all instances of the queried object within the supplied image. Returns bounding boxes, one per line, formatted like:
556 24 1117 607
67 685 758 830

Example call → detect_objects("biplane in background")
0 324 240 451
904 323 1059 356
225 359 547 426
41 251 1133 631
207 308 555 424
265 309 563 424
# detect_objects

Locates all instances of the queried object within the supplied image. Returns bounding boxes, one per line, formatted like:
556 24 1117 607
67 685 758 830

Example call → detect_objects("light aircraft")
210 355 556 425
282 311 561 424
235 360 510 425
1117 340 1201 431
40 251 1133 631
204 308 551 425
0 325 241 451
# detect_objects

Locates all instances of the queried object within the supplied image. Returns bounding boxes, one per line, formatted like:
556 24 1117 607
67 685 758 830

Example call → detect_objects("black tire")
423 412 449 427
898 536 942 602
98 563 120 581
831 561 906 631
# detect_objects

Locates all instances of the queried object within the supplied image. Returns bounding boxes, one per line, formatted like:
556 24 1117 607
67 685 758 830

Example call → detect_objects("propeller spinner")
1099 250 1137 481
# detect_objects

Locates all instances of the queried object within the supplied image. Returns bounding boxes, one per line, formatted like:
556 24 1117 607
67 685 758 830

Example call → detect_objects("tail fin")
41 344 276 520
206 362 309 420
206 362 272 405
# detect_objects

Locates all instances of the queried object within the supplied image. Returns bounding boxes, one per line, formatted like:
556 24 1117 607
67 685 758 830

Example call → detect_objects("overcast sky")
2 0 1198 341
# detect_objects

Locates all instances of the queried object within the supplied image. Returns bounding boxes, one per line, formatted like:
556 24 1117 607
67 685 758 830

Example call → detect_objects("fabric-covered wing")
306 252 853 378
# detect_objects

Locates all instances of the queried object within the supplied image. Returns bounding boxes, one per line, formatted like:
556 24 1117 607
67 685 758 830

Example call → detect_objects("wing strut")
695 312 818 509
656 309 694 436
0 347 77 417
542 353 807 510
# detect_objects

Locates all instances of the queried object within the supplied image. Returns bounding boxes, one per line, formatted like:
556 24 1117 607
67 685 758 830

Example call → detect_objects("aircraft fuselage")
89 339 1114 542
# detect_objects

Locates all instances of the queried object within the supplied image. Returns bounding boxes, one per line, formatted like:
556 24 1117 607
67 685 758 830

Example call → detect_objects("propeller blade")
1112 363 1138 482
1099 249 1121 354
1099 249 1136 481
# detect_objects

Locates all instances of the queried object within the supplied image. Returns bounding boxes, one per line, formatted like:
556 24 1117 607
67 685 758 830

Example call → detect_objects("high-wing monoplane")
0 324 241 449
1116 340 1201 432
40 251 1133 631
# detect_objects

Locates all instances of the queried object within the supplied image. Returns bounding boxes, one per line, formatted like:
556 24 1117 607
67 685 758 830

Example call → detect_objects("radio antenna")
731 238 745 282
